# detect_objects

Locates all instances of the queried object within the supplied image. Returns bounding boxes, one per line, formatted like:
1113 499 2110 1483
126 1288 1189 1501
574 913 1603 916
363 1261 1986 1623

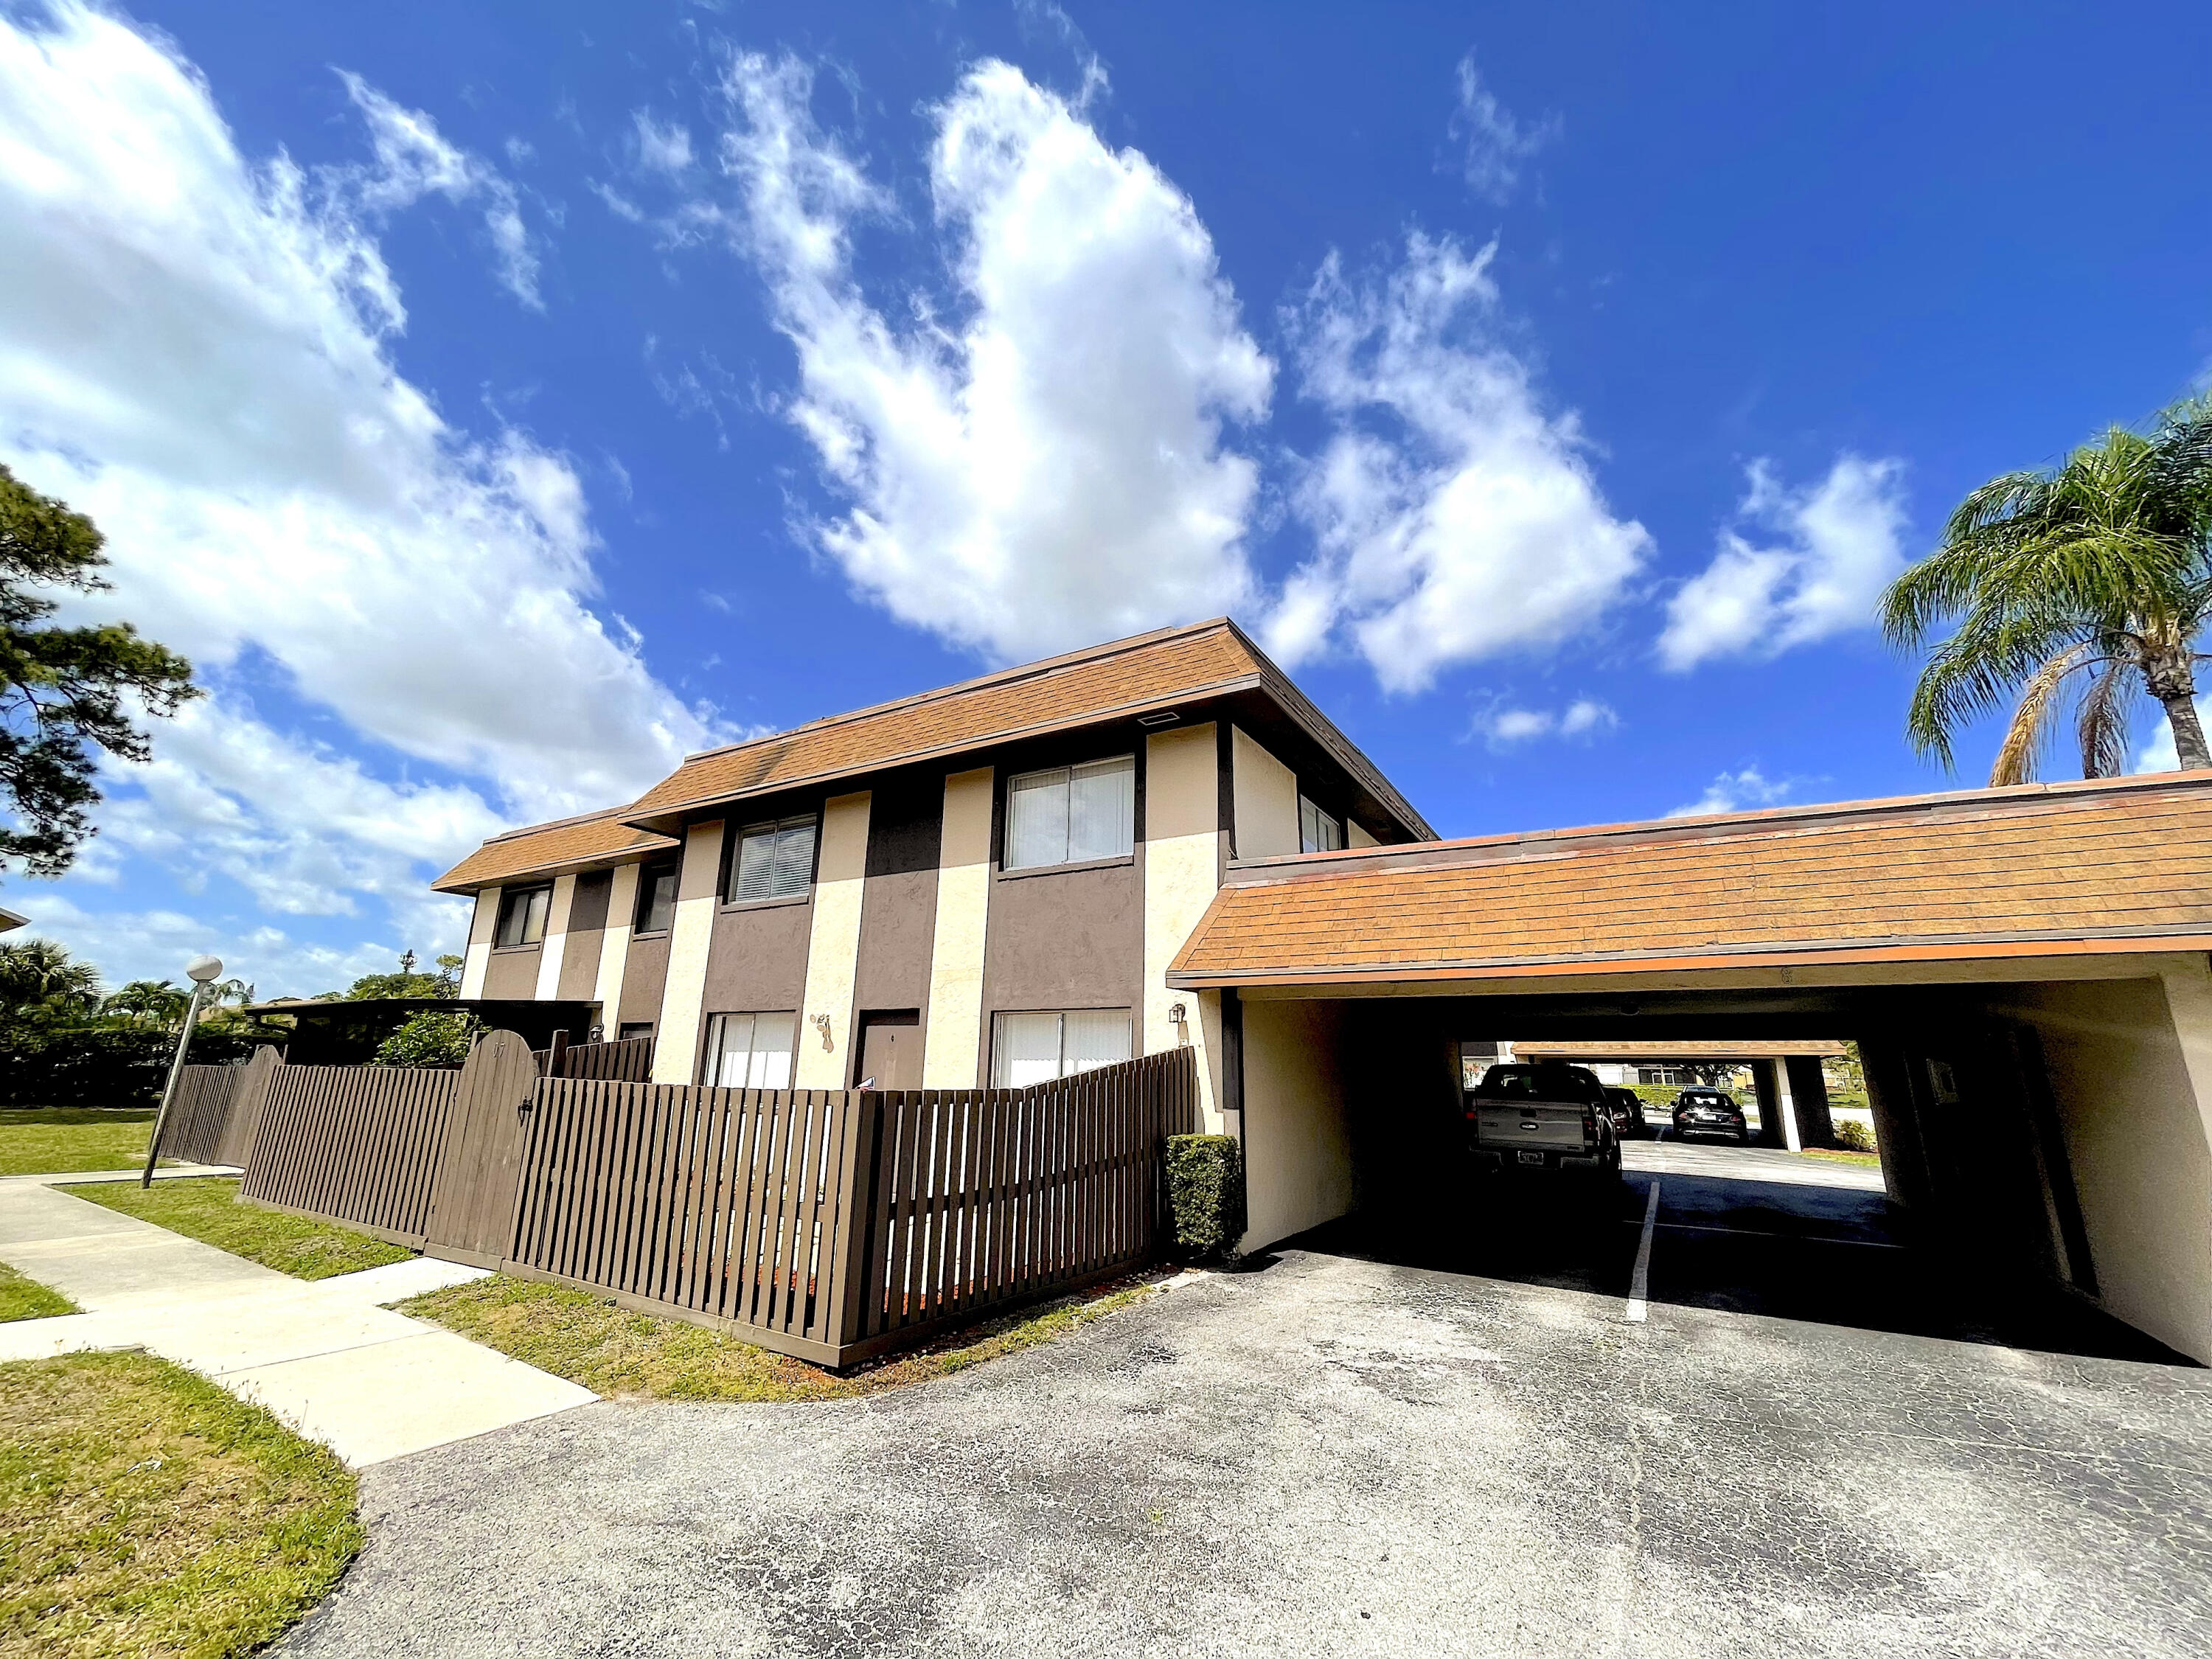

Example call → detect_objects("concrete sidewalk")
0 1179 594 1466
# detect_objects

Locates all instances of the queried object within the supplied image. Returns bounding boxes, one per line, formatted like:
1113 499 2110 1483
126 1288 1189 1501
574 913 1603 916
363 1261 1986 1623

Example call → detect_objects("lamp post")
141 954 223 1189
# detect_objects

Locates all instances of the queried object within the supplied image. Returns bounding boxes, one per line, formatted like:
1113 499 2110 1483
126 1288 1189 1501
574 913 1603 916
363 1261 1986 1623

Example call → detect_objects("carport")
1172 772 2212 1365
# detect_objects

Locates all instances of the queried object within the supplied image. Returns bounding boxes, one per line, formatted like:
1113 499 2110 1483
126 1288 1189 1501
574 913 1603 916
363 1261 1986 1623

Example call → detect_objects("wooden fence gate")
422 1030 540 1266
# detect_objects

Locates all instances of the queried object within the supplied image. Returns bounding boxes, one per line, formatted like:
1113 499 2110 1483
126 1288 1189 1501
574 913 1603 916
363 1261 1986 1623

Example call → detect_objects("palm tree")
0 939 102 1012
1882 400 2212 785
103 978 191 1026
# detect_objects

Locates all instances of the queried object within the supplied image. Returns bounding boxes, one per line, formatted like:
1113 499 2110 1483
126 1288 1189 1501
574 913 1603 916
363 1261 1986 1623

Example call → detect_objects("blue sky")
3 0 2208 995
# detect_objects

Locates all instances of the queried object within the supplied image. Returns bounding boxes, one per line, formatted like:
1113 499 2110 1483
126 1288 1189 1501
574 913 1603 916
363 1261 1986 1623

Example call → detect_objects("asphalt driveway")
284 1183 2212 1658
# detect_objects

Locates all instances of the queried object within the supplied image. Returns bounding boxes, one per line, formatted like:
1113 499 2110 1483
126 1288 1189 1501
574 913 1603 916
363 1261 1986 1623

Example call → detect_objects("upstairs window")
991 1009 1133 1088
1299 794 1344 854
703 1011 797 1088
1005 755 1135 871
633 861 678 935
728 815 818 902
495 883 552 947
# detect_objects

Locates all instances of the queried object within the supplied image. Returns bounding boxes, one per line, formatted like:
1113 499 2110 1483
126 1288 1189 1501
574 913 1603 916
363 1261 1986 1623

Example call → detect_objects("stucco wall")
1231 726 1299 860
1240 997 1354 1251
481 943 539 1000
1143 723 1226 1125
1993 976 2212 1363
923 768 994 1087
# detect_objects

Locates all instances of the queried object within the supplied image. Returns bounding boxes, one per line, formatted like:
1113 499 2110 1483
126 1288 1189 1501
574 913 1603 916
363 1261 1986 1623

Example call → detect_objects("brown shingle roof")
431 810 675 894
1167 773 2212 988
623 618 1433 838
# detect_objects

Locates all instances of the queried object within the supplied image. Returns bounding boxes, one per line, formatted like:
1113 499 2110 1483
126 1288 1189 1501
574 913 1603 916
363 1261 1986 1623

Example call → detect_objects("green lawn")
400 1272 1162 1403
1798 1147 1884 1168
0 1350 359 1659
0 1260 77 1323
61 1178 411 1281
0 1109 159 1178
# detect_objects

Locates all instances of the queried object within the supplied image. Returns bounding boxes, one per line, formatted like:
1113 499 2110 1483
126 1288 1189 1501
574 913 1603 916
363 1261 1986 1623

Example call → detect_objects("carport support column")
1784 1055 1835 1148
1761 1057 1801 1152
2156 961 2212 1177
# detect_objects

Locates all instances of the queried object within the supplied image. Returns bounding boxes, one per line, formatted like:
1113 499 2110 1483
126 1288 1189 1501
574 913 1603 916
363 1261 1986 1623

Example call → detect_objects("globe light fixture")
142 954 226 1188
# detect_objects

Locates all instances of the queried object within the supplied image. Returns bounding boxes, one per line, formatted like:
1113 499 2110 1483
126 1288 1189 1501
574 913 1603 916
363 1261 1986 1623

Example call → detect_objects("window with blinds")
1298 794 1344 854
1004 755 1135 871
702 1011 797 1088
990 1009 1133 1088
633 861 678 933
726 815 817 902
494 883 552 947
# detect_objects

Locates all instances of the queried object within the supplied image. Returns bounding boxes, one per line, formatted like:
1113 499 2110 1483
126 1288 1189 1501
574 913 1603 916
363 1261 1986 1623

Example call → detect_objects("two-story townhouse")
431 619 1431 1130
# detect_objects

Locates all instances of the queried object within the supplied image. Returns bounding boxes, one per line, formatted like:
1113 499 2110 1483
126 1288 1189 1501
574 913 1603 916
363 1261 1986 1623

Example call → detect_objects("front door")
856 1009 922 1091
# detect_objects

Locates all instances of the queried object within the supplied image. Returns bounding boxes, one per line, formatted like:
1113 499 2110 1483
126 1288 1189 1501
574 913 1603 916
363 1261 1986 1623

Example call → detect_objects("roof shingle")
432 812 675 894
1167 774 2212 987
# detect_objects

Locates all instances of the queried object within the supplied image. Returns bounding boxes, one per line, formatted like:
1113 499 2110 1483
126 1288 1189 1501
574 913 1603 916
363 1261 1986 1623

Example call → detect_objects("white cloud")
0 4 711 982
714 52 1272 662
1659 455 1910 671
1668 766 1794 818
1269 234 1652 693
1450 51 1559 204
631 111 694 175
4 891 398 1000
1476 696 1617 748
335 71 542 309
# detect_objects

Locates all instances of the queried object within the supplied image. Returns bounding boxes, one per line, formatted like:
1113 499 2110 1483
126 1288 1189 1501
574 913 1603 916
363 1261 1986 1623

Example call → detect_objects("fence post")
824 1091 882 1360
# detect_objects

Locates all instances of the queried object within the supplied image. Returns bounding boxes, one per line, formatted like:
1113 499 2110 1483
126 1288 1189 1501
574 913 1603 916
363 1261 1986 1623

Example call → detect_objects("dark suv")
1601 1087 1649 1139
1672 1087 1750 1144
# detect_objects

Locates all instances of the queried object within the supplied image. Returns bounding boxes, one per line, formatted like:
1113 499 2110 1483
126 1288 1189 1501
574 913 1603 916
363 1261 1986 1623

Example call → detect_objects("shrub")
0 1017 271 1107
1165 1133 1245 1262
1832 1117 1879 1154
371 1009 480 1068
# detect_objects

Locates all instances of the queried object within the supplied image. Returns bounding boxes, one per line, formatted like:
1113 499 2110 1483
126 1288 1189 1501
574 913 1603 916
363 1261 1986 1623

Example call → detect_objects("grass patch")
60 1178 411 1281
0 1109 159 1178
1798 1147 1883 1168
0 1261 77 1324
399 1272 1164 1403
0 1350 358 1659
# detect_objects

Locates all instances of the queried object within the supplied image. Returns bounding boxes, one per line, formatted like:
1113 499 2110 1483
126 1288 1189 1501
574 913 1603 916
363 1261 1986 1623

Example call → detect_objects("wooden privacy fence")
239 1035 1197 1368
531 1033 654 1082
156 1046 284 1167
240 1061 460 1246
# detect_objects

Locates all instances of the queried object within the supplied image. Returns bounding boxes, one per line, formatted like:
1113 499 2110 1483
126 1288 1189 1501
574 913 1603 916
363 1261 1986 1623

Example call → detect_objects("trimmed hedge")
0 1022 271 1107
1165 1133 1246 1262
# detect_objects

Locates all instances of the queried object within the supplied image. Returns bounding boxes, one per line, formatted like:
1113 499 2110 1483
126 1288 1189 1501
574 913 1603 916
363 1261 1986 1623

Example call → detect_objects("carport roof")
1167 772 2212 989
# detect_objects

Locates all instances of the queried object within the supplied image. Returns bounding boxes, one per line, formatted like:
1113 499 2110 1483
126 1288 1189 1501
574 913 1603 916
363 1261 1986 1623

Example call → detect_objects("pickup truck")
1465 1062 1622 1180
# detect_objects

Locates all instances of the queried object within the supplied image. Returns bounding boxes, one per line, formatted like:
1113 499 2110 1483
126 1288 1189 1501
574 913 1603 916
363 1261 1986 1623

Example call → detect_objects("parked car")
1601 1086 1649 1139
1672 1086 1750 1144
1465 1062 1621 1178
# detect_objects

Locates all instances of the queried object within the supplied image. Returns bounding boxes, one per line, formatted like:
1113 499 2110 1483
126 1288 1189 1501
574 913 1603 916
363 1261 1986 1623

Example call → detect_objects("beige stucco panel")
795 791 872 1089
1347 818 1380 849
650 821 726 1084
1998 975 2212 1363
594 863 639 1027
532 874 577 1001
1144 724 1223 1125
1231 726 1299 860
922 767 994 1088
1240 997 1354 1251
459 886 498 999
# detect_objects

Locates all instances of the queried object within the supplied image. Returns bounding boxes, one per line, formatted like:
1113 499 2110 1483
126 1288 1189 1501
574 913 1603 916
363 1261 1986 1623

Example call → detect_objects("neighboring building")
0 904 25 935
432 620 1430 1119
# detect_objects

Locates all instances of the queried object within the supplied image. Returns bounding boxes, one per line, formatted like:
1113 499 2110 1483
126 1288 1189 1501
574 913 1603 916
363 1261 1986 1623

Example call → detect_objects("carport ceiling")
1172 773 2212 993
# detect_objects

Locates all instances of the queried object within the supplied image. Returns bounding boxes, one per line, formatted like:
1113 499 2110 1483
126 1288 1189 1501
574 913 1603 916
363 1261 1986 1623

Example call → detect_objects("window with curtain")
990 1009 1133 1088
495 883 552 947
633 861 678 933
1004 755 1134 871
1298 794 1344 854
726 815 818 902
702 1011 797 1088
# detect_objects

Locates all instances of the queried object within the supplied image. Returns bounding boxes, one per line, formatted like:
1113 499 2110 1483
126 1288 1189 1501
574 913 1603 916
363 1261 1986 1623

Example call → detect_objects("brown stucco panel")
702 897 814 1015
481 947 540 1001
620 933 670 1027
556 930 603 1001
981 859 1143 1019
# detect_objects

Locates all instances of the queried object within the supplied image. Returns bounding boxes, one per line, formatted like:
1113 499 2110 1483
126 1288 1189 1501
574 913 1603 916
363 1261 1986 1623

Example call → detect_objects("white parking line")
1627 1179 1660 1324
